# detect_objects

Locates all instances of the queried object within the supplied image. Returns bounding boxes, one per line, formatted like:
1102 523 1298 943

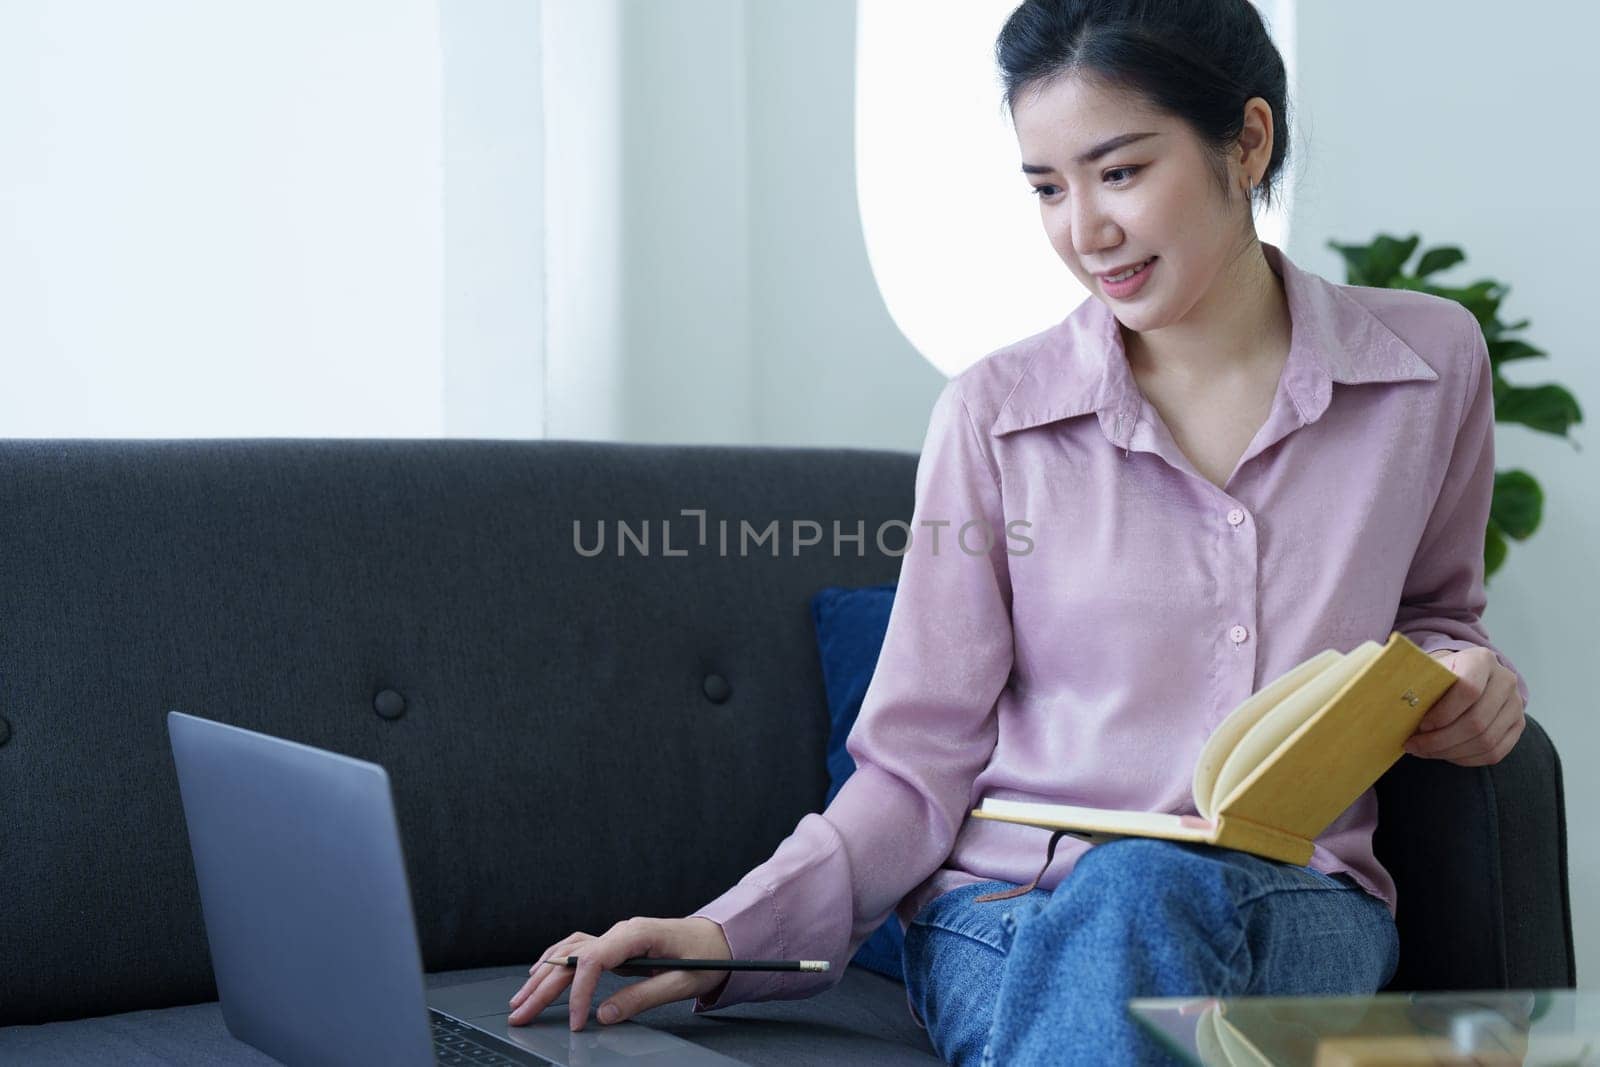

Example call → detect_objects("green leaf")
1387 275 1432 292
1484 520 1508 580
1490 469 1543 540
1495 382 1585 436
1415 246 1465 277
1488 338 1546 364
1365 234 1420 287
1325 233 1419 287
1326 239 1375 286
1423 279 1506 327
1483 317 1530 342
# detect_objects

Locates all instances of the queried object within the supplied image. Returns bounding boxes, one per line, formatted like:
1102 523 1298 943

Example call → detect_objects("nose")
1069 192 1119 262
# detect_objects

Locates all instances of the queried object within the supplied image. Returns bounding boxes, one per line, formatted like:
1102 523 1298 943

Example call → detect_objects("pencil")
540 956 828 972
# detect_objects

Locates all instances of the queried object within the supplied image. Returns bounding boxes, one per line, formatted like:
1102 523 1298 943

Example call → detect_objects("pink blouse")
688 241 1529 1025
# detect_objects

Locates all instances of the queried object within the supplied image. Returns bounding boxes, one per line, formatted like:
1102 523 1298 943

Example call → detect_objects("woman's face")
1011 73 1256 334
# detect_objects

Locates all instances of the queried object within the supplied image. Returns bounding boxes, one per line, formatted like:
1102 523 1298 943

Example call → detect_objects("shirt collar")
989 240 1440 445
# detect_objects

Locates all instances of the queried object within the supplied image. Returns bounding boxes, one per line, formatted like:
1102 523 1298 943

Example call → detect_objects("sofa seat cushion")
0 963 941 1065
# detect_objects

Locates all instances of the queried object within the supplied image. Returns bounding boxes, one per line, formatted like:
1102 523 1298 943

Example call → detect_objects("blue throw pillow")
809 581 903 982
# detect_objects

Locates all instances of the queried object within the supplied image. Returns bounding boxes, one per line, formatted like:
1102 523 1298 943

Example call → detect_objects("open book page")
1192 648 1343 819
1205 642 1384 818
971 633 1457 859
974 798 1215 841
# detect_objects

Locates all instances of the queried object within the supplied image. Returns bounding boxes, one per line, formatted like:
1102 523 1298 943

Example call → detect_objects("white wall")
743 0 944 449
543 0 625 441
1 0 545 439
0 0 448 436
612 0 756 444
1291 0 1597 984
441 0 546 437
558 0 941 450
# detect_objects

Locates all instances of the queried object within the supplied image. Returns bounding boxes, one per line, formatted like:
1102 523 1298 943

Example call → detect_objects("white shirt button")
1227 508 1245 526
1230 625 1249 643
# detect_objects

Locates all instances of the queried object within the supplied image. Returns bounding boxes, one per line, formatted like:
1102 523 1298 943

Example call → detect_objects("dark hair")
995 0 1291 214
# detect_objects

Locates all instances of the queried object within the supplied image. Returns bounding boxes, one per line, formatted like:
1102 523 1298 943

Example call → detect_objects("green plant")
1326 233 1583 583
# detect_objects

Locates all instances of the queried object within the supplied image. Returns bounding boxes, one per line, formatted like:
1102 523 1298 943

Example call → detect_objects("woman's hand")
507 916 733 1032
1403 647 1526 766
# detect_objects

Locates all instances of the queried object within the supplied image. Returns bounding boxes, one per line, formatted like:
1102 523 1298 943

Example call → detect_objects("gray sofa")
0 439 1576 1065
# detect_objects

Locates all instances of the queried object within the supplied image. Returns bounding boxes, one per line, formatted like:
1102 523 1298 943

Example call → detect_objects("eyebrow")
1021 131 1161 175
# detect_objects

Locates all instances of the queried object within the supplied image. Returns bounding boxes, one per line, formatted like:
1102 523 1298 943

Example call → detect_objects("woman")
505 1 1531 1062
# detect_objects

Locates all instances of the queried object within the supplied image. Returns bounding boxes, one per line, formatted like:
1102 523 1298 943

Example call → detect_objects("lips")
1099 256 1156 281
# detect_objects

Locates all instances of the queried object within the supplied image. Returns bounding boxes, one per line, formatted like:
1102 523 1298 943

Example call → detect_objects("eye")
1030 165 1142 200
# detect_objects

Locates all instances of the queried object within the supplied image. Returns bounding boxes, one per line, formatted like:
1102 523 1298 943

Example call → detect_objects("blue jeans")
901 838 1400 1066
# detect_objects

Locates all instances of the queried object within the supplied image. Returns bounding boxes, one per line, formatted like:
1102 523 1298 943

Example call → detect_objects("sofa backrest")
1 439 1573 1027
0 439 915 1026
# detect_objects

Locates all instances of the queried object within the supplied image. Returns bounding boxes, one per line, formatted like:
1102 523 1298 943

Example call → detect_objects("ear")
1235 96 1274 184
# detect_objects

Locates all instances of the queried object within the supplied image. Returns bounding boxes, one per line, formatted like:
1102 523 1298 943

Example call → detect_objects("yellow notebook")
969 631 1459 866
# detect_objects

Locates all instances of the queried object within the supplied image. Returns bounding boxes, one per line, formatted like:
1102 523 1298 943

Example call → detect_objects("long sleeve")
686 379 1015 1012
1392 307 1530 711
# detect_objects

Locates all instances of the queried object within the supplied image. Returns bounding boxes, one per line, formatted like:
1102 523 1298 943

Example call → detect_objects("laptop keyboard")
430 1010 547 1065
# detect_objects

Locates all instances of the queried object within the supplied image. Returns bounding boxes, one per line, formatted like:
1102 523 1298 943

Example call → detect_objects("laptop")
166 710 747 1066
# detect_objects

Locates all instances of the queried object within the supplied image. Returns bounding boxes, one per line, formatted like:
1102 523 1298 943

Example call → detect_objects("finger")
524 940 595 991
1419 649 1498 732
570 919 657 1032
1408 684 1501 755
1417 675 1515 757
1437 698 1521 764
1454 716 1524 767
526 933 592 980
509 963 567 1013
1416 673 1475 733
514 939 578 1008
1406 704 1477 756
596 969 702 1025
508 964 575 1027
1489 716 1528 763
512 952 560 1004
508 937 589 1025
1421 689 1514 761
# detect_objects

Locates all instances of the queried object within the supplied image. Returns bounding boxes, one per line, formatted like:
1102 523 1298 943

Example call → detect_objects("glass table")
1128 989 1600 1066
